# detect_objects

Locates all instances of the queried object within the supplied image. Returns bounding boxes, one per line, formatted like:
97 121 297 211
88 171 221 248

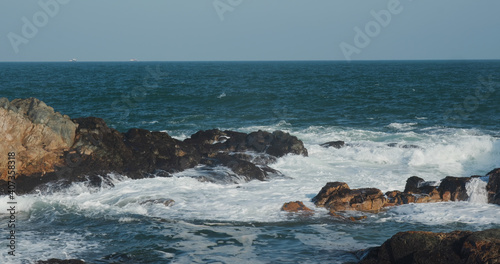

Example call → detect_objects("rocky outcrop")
487 168 500 205
358 229 500 264
313 171 497 213
312 182 386 212
0 98 308 195
0 98 77 181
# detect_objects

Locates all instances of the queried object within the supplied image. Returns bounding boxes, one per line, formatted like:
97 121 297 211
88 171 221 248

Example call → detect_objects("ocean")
0 60 500 263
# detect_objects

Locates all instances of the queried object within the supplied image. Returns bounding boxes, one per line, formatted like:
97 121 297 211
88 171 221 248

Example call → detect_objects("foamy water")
1 125 499 263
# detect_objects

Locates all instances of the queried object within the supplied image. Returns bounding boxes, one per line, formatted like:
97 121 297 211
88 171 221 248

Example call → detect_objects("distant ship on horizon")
130 59 138 62
69 58 77 62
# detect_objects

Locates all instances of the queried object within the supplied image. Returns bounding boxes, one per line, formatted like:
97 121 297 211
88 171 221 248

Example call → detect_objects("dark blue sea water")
0 61 500 263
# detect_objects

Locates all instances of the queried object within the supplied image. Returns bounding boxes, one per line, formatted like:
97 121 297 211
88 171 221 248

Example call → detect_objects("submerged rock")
36 259 86 264
281 201 313 213
140 198 175 207
358 229 500 264
320 140 345 149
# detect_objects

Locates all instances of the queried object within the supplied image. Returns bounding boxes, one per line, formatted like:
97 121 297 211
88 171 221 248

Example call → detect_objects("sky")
1 0 499 62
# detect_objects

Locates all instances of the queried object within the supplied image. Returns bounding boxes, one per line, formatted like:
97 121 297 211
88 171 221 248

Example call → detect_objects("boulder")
438 176 471 202
359 229 500 264
312 182 386 212
0 97 77 181
281 201 313 212
486 168 500 205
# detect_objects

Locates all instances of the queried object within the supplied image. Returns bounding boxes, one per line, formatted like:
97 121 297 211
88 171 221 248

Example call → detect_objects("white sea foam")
381 202 500 226
387 122 418 131
466 177 489 204
0 125 498 236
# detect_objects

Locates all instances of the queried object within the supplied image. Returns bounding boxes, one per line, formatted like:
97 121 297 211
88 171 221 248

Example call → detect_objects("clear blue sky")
1 0 499 62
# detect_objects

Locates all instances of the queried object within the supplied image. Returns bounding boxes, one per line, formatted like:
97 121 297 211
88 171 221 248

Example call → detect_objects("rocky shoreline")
2 98 499 264
0 97 307 194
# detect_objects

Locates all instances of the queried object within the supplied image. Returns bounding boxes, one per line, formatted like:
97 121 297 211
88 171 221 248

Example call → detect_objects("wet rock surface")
358 229 500 264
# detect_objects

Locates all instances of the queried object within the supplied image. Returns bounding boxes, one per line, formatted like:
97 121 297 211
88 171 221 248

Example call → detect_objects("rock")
359 229 500 264
36 259 86 264
311 182 350 207
312 182 386 212
140 198 175 207
0 97 77 181
281 201 313 212
403 176 425 193
486 168 500 205
246 130 308 157
320 140 345 149
461 228 500 263
438 176 471 202
328 211 367 221
0 99 309 194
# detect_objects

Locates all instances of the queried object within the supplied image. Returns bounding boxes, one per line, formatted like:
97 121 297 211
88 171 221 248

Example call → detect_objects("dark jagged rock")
312 182 386 212
0 99 308 195
358 229 500 264
320 140 345 149
36 259 86 264
439 176 471 202
487 168 500 205
403 176 426 193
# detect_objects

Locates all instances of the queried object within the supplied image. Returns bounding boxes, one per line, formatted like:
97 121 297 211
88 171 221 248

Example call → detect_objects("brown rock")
0 98 77 181
359 229 500 264
311 182 350 207
281 201 313 212
312 182 386 212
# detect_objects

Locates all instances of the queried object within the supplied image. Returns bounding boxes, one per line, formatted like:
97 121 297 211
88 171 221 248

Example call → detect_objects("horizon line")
1 59 500 63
